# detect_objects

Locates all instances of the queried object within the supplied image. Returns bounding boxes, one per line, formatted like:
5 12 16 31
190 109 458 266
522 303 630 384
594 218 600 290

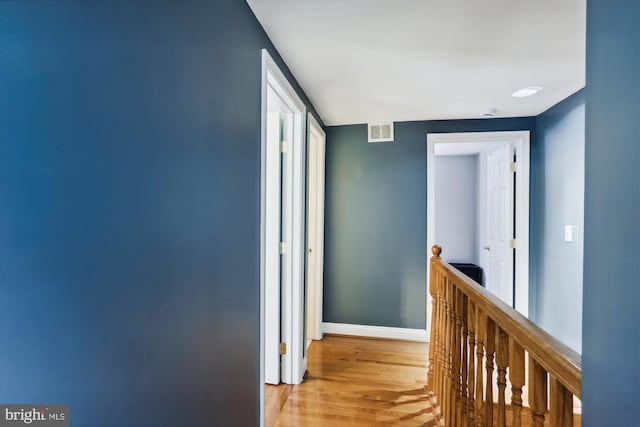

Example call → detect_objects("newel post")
426 245 442 393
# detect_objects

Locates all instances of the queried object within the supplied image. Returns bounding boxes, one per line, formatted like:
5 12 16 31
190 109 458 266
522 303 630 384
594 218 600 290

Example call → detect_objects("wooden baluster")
460 293 469 426
450 284 459 426
508 339 525 427
453 287 462 427
451 280 459 426
427 246 441 393
436 270 444 412
438 270 447 419
444 277 454 425
432 267 441 405
529 356 548 427
467 300 476 426
426 269 434 390
450 284 457 426
436 270 446 417
495 328 509 427
474 308 486 427
550 377 574 427
484 317 495 427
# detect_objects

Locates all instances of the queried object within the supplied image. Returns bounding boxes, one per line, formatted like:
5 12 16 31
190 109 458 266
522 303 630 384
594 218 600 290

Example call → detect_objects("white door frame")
260 49 307 425
426 131 530 339
306 113 326 341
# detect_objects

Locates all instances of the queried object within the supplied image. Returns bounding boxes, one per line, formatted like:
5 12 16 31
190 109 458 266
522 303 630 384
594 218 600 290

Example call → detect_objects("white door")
306 115 326 342
486 144 515 306
264 105 284 385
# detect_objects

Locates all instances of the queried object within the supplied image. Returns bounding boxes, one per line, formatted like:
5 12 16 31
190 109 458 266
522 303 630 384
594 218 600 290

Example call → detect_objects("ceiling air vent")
368 122 394 143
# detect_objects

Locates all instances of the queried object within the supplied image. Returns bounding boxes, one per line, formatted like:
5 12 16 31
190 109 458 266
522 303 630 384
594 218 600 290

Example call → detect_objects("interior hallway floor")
266 335 435 426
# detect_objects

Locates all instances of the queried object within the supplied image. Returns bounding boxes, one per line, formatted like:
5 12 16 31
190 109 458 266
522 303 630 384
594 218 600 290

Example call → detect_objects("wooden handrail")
439 257 581 397
427 245 582 427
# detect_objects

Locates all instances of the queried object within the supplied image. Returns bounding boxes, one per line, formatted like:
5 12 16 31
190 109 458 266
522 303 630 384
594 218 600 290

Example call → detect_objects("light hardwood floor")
265 383 293 427
265 335 581 426
266 335 436 426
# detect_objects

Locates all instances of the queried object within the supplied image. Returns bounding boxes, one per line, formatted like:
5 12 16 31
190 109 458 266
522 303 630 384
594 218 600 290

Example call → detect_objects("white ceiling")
247 0 586 126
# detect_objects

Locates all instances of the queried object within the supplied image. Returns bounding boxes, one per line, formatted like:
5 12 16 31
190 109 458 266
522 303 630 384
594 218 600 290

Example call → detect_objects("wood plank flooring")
268 335 436 426
265 383 292 427
265 336 581 426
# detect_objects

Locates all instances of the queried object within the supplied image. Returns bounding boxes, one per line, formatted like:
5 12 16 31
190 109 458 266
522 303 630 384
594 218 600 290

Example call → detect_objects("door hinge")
279 242 288 255
509 239 517 249
510 162 518 173
280 140 288 153
279 342 287 355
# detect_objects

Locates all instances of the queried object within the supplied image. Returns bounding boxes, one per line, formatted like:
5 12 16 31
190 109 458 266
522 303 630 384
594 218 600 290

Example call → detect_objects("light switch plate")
564 225 574 242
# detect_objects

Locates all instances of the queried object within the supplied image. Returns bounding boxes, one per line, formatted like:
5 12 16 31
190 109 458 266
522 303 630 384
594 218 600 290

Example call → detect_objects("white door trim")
260 49 307 426
426 131 530 339
306 113 326 341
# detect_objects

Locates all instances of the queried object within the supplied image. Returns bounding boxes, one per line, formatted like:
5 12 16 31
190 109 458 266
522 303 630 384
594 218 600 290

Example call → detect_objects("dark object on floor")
450 263 484 287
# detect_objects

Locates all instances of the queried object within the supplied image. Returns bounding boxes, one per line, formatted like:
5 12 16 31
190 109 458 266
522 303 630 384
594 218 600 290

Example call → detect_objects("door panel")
306 135 317 343
486 144 515 306
305 117 326 343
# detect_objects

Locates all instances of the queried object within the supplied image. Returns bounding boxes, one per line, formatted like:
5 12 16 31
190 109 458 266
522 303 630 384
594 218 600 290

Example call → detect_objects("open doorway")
305 114 326 345
426 131 530 338
260 48 307 427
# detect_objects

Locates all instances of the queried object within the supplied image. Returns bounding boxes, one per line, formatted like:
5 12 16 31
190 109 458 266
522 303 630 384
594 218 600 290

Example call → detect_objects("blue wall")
531 89 585 352
324 118 535 329
0 1 320 425
583 1 640 424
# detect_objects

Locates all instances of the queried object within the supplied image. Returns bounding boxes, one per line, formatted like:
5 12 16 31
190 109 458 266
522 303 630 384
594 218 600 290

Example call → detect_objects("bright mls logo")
0 405 68 427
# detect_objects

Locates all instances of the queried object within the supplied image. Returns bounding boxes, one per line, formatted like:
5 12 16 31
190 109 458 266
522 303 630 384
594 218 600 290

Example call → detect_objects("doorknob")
483 246 491 251
308 248 313 254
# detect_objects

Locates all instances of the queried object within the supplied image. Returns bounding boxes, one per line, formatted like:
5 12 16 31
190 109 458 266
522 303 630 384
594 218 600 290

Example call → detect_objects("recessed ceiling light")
481 108 497 117
512 86 543 98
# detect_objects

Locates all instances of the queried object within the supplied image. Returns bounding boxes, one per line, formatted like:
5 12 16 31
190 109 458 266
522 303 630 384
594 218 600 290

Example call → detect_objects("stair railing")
427 245 581 427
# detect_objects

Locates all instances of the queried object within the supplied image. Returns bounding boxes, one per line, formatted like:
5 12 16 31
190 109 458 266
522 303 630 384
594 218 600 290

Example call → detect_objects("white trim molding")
322 322 428 342
260 47 307 409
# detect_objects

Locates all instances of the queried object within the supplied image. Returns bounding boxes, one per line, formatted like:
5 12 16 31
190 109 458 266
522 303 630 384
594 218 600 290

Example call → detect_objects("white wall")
434 155 478 263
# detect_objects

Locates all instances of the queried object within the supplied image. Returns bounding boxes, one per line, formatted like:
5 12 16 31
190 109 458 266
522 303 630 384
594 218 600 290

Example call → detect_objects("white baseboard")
322 322 428 342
